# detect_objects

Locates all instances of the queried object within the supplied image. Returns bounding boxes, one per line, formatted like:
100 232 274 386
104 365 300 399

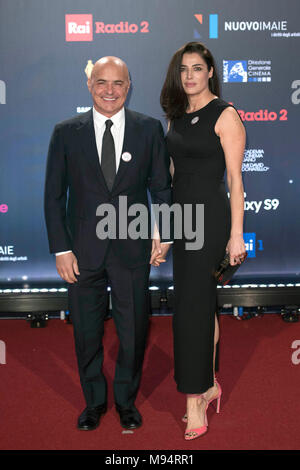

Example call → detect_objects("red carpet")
0 314 299 450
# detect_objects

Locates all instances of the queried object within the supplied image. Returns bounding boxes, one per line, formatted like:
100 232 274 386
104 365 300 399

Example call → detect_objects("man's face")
87 60 130 117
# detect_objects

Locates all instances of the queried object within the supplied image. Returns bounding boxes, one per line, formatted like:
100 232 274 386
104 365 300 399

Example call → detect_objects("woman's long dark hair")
160 42 220 121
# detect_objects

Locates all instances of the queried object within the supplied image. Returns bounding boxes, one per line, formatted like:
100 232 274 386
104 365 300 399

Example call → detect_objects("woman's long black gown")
166 98 233 393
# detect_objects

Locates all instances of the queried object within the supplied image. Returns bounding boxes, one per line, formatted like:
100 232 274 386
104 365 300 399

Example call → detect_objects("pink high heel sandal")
184 394 208 440
182 377 222 423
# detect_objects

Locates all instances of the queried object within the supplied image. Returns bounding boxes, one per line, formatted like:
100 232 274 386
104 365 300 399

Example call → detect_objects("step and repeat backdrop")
0 0 300 285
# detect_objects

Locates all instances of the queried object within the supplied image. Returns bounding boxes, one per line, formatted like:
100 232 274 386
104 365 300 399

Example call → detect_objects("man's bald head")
87 56 130 117
91 56 130 83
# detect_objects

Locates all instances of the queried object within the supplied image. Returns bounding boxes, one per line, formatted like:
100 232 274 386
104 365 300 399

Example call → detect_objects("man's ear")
87 78 91 92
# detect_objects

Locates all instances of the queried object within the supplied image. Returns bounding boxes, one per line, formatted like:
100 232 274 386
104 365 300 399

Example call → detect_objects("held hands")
150 239 171 267
56 252 80 283
226 234 247 266
150 222 171 267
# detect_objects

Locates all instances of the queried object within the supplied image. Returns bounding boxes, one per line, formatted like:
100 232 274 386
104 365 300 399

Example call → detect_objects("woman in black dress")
160 42 246 440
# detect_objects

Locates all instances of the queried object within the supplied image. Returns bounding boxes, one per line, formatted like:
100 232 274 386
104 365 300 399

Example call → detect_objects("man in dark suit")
44 56 172 431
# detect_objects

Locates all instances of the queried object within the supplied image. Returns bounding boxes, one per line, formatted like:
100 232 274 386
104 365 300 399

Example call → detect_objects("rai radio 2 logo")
65 13 150 41
65 14 93 41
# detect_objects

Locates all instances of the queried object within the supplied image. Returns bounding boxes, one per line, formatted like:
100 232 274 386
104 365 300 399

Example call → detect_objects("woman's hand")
226 234 247 266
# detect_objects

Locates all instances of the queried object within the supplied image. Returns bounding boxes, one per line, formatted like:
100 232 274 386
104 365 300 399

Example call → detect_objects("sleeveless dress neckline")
185 98 219 116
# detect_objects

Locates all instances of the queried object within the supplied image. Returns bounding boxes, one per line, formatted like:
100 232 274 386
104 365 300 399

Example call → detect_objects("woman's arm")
215 107 246 265
170 157 174 179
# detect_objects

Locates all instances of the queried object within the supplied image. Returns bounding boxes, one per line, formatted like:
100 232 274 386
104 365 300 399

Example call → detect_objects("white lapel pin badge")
191 116 199 125
122 152 132 162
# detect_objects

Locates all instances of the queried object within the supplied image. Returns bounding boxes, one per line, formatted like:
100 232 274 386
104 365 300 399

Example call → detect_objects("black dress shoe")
115 404 142 430
77 403 107 431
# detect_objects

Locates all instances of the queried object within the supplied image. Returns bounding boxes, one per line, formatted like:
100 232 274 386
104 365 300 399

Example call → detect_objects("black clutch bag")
214 252 247 286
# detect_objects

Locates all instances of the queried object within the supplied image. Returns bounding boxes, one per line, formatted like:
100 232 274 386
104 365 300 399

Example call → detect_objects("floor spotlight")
281 306 299 323
159 289 170 315
27 313 49 328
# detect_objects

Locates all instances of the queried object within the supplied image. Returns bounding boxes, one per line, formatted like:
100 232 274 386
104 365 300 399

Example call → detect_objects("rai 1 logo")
194 14 218 39
65 14 93 41
243 232 264 258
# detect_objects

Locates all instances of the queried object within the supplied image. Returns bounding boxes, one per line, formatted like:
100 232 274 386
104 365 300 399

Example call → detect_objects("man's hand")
56 252 80 283
150 240 171 267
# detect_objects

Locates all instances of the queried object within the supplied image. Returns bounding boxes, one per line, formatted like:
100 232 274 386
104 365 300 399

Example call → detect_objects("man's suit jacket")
44 108 172 270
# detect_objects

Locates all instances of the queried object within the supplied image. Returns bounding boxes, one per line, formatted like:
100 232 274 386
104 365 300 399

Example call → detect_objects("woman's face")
180 52 213 97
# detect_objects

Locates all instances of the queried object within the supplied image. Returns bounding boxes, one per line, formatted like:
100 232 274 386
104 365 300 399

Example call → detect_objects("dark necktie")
101 119 116 191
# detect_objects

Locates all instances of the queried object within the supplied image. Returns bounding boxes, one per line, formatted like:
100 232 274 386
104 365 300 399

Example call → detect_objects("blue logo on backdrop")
244 232 264 258
194 14 218 39
223 60 247 82
223 60 272 83
244 233 256 257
